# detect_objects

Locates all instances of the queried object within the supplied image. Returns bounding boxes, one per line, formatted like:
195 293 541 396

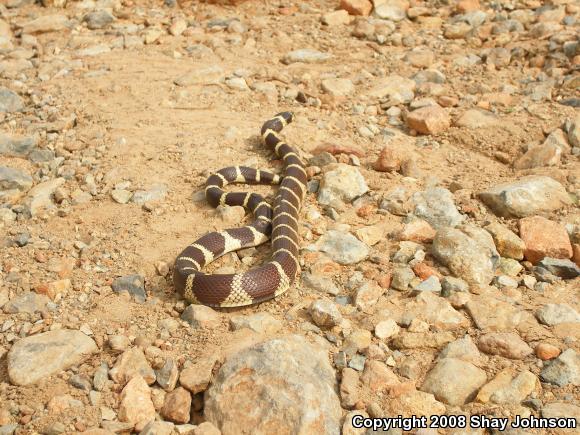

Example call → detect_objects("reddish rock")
340 0 373 16
118 375 155 431
519 216 573 264
378 272 392 289
312 142 365 157
374 145 404 172
456 0 480 13
412 263 442 280
398 219 436 243
406 106 450 135
161 387 191 424
360 360 401 394
573 243 580 267
535 343 561 361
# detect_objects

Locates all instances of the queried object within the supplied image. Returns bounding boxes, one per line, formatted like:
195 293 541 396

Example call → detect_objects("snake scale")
173 112 307 307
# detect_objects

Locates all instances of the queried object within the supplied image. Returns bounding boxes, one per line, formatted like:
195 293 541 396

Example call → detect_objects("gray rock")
155 358 179 392
24 177 65 216
317 164 368 206
479 176 571 218
28 149 55 163
540 349 580 387
536 304 580 326
465 295 525 331
301 273 340 296
282 49 332 64
438 336 482 365
0 425 18 435
229 312 282 334
0 166 33 192
181 305 220 329
316 230 369 265
7 329 97 385
84 10 115 29
112 274 146 302
111 189 133 204
391 265 415 291
441 276 469 295
537 258 580 279
3 292 50 314
132 183 167 205
432 225 499 286
0 87 24 113
420 358 487 405
309 299 342 328
411 188 464 229
412 276 441 294
205 335 341 434
0 134 36 157
140 421 175 435
541 402 580 425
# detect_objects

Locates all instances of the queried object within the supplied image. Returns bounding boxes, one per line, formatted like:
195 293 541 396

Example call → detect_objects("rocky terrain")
0 0 579 434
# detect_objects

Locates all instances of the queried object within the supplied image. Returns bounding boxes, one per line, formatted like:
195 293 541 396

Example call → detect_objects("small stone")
108 335 131 352
0 166 33 192
3 292 49 314
0 134 36 157
412 188 464 229
489 371 537 405
321 78 355 97
374 0 409 21
169 19 187 36
536 304 580 326
465 296 525 331
541 402 580 424
477 333 532 359
455 109 497 129
192 422 221 435
321 10 351 26
540 349 580 387
373 144 404 172
111 189 132 204
441 276 469 294
374 319 400 340
21 14 68 34
398 219 436 243
367 75 416 104
340 0 373 16
354 224 384 246
179 355 219 394
484 222 525 260
412 276 441 294
118 375 156 431
360 360 402 394
132 184 167 204
519 217 572 264
438 336 482 365
7 329 97 386
406 105 450 135
156 358 179 391
535 343 561 361
354 282 384 311
537 258 580 279
282 49 332 64
317 164 368 206
391 265 415 291
301 273 340 296
216 205 245 225
229 312 281 334
498 258 523 277
420 358 487 405
479 176 571 218
109 347 156 386
175 66 224 86
140 421 175 435
225 77 249 91
309 299 342 328
112 274 146 303
0 88 24 113
161 387 191 424
405 48 435 68
181 305 221 329
317 230 369 265
24 178 65 216
84 10 114 29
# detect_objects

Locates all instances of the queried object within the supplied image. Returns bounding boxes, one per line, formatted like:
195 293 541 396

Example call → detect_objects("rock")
340 368 361 409
317 164 368 206
3 292 50 314
489 371 537 405
229 312 282 334
455 109 497 129
132 183 167 204
282 49 332 64
411 188 464 229
498 258 523 276
140 421 175 435
540 349 580 387
367 75 415 104
391 265 415 291
155 358 179 391
535 343 561 361
477 333 532 359
405 292 468 330
432 225 499 286
181 305 221 329
161 387 191 424
169 19 188 36
519 217 572 264
465 296 525 331
118 375 156 431
420 358 487 405
354 224 384 246
389 389 446 418
84 10 114 29
478 176 571 218
309 299 342 328
405 48 435 68
109 348 156 386
0 88 23 113
541 402 580 425
0 134 35 157
412 276 441 294
374 319 400 340
321 78 355 97
392 331 454 349
537 258 580 279
0 166 33 192
398 219 436 243
444 22 472 39
340 0 373 15
316 230 369 264
225 77 249 91
7 329 97 385
373 145 405 172
514 135 565 169
301 273 340 296
438 336 482 365
406 106 451 135
205 335 341 434
175 66 225 86
24 178 65 216
374 0 409 21
484 222 525 260
536 304 580 326
179 355 219 394
354 281 384 311
21 14 68 34
0 208 16 227
360 360 402 394
111 189 132 204
112 274 146 302
441 276 469 294
321 10 352 26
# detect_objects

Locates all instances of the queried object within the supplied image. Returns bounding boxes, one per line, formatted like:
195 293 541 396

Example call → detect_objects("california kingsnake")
173 112 307 307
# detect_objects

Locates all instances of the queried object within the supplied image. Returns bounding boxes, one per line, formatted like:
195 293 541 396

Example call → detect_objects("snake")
173 112 307 307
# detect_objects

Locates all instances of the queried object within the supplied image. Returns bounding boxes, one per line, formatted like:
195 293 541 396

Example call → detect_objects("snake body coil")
173 112 306 307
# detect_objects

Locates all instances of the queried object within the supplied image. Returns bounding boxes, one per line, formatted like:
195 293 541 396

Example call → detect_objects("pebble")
441 276 469 294
180 355 219 394
321 78 355 97
322 10 351 26
432 225 499 286
455 109 498 129
0 133 36 157
489 371 537 405
317 164 368 206
535 343 561 361
181 304 221 329
140 421 175 435
354 281 384 311
407 106 451 135
84 10 115 29
0 166 33 193
484 222 525 260
109 347 156 385
465 296 524 331
391 265 415 291
541 402 580 423
132 183 167 204
155 358 179 391
25 178 65 215
438 336 482 365
3 292 49 314
21 14 68 34
477 332 532 359
412 276 441 294
282 49 332 64
540 349 580 387
309 299 343 328
374 0 409 21
229 312 282 334
479 176 571 218
340 0 373 16
316 230 369 265
519 216 572 264
7 329 97 386
368 75 416 104
374 319 400 340
118 375 156 431
0 87 24 113
301 273 340 295
161 387 191 424
411 188 464 229
420 358 487 405
112 274 146 303
111 189 133 204
537 257 580 279
205 335 341 433
536 304 580 326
